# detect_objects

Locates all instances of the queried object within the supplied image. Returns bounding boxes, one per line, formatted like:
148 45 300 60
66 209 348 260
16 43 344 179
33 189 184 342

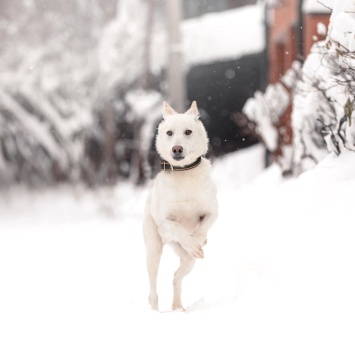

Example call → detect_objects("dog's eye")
185 130 192 136
167 130 173 136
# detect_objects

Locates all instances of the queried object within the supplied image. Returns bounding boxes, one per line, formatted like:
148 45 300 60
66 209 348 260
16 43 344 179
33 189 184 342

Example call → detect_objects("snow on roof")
182 4 265 66
151 3 265 72
302 0 333 14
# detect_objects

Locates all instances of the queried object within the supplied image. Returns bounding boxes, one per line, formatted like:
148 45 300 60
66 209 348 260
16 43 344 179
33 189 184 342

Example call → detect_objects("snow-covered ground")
1 144 355 356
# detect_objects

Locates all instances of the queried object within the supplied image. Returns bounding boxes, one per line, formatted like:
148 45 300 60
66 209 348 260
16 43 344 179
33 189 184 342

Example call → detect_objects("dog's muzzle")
172 145 184 160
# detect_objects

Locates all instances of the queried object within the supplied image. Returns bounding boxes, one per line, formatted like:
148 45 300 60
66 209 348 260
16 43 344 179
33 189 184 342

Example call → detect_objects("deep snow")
1 144 355 356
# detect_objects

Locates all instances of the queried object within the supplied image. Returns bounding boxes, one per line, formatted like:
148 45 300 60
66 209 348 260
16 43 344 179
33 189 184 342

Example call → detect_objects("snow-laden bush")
243 61 301 174
244 0 355 175
292 0 355 172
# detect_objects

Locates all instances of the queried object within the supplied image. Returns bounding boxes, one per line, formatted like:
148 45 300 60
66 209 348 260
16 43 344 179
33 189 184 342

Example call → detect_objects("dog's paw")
148 294 159 311
180 236 204 259
194 233 207 247
171 302 185 311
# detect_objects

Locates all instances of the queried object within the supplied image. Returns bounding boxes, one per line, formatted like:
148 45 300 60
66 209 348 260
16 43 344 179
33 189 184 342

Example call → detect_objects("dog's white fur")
143 101 218 311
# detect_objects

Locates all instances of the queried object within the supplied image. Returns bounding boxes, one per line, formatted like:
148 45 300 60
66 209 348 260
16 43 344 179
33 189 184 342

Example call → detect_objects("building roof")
302 0 333 14
151 3 265 72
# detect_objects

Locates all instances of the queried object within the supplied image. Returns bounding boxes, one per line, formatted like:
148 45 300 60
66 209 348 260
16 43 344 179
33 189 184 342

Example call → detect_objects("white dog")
143 101 218 311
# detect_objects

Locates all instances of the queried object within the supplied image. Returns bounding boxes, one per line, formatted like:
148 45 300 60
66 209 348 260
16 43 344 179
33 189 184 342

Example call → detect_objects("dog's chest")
162 189 206 231
154 171 213 218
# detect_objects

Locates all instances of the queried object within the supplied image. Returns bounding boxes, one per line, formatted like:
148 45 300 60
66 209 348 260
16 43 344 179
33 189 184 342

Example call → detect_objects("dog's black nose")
172 146 183 154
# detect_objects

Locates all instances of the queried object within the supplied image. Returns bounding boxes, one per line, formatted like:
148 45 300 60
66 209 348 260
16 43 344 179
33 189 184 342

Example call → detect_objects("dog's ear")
163 101 177 119
185 101 200 120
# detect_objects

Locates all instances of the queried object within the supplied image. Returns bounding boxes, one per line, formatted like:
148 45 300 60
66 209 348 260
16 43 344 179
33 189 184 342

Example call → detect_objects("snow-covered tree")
84 0 164 185
0 0 107 186
0 0 164 187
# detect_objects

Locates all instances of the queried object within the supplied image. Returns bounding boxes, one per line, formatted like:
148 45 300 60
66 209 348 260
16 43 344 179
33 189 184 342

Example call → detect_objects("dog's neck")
160 156 202 172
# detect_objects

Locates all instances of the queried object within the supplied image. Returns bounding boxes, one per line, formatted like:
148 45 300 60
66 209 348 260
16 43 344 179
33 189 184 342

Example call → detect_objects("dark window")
183 0 257 19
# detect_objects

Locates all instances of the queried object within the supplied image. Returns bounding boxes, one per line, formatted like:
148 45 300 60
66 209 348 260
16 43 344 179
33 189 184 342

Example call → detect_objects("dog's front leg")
193 212 218 247
158 220 204 259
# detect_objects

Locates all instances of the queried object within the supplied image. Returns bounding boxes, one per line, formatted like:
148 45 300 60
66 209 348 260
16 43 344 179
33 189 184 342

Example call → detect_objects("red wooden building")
268 0 331 82
267 0 331 162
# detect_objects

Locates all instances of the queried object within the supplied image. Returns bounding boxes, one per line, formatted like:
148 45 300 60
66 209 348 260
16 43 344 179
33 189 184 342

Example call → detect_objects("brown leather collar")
161 156 202 172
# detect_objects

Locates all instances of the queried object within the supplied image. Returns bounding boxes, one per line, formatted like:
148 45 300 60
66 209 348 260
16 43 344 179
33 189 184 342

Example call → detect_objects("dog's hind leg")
171 245 196 310
143 213 163 311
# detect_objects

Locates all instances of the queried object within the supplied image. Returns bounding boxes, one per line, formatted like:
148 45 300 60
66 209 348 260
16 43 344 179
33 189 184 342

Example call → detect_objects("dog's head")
156 101 209 166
